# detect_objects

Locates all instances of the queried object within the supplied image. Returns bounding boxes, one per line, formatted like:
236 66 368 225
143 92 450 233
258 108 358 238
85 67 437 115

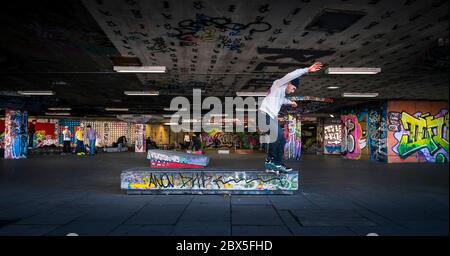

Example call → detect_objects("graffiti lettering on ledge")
121 170 298 191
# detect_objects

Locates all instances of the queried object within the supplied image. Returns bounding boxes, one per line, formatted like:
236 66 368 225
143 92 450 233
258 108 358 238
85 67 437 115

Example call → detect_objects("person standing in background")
183 133 191 149
191 133 202 152
62 126 72 154
85 125 97 156
75 126 85 156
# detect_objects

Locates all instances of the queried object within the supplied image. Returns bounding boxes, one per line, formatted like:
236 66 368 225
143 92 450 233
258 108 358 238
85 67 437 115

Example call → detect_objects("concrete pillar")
135 123 146 153
4 109 28 159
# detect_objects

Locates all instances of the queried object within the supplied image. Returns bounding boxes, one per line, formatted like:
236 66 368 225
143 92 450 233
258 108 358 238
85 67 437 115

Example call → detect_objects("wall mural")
368 104 388 162
121 168 298 193
387 101 448 163
341 114 362 160
341 104 387 161
32 120 59 148
201 130 259 149
284 114 301 160
323 124 342 154
4 110 28 159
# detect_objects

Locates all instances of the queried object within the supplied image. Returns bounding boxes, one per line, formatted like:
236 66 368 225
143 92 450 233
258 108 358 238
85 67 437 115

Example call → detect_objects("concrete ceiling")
0 0 448 116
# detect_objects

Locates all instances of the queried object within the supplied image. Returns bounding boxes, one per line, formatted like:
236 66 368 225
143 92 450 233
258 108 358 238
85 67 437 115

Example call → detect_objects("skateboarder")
259 62 323 173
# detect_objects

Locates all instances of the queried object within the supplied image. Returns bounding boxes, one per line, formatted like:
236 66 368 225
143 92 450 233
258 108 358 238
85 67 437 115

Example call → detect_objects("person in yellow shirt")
75 126 85 155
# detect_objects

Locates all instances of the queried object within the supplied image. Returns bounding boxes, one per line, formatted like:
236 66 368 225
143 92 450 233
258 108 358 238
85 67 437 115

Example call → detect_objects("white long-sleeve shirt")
259 68 309 119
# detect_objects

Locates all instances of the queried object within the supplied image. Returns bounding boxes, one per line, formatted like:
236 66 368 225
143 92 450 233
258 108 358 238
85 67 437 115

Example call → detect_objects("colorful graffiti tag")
4 110 28 159
32 121 59 148
388 109 449 163
201 130 244 149
284 115 301 160
341 115 362 159
121 168 298 194
368 107 388 162
324 124 342 154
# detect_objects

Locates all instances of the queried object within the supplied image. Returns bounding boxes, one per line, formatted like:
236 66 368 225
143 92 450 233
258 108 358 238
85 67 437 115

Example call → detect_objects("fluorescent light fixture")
236 92 267 97
48 107 72 111
330 114 335 118
105 108 129 111
326 67 381 75
113 66 166 73
342 92 379 98
45 112 70 116
224 118 240 123
182 119 201 123
210 113 229 117
164 107 188 111
326 86 340 90
18 91 55 96
124 91 159 96
164 122 178 125
162 114 180 118
236 108 258 112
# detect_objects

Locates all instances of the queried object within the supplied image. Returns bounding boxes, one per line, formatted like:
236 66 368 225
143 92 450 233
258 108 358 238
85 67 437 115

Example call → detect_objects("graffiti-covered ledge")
121 168 299 195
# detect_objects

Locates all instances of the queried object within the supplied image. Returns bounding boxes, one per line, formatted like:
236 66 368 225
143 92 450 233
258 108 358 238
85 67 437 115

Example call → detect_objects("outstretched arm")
277 68 309 87
276 62 323 86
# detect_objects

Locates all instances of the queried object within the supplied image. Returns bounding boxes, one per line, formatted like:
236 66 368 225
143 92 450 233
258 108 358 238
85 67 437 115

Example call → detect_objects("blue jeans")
89 139 96 155
75 140 84 153
265 114 286 165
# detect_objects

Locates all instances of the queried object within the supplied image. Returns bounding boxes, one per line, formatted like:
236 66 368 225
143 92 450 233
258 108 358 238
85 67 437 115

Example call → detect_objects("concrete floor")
0 151 448 236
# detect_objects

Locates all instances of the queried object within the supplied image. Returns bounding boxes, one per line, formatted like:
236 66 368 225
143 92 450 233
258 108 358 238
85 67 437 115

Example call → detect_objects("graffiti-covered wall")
341 114 364 159
324 124 342 154
387 101 448 163
341 102 388 161
201 129 259 150
32 119 59 148
284 115 301 160
368 103 388 162
4 110 28 159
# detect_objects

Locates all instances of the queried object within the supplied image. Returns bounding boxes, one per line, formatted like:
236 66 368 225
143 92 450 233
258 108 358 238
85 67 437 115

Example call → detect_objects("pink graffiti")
341 115 362 159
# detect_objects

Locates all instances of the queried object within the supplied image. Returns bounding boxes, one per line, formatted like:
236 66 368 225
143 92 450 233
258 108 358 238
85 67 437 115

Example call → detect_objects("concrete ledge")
147 149 209 166
121 168 298 195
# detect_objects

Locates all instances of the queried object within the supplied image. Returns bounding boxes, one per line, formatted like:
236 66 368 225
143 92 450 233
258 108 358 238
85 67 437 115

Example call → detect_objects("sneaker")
277 165 293 173
264 161 278 171
281 165 293 172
